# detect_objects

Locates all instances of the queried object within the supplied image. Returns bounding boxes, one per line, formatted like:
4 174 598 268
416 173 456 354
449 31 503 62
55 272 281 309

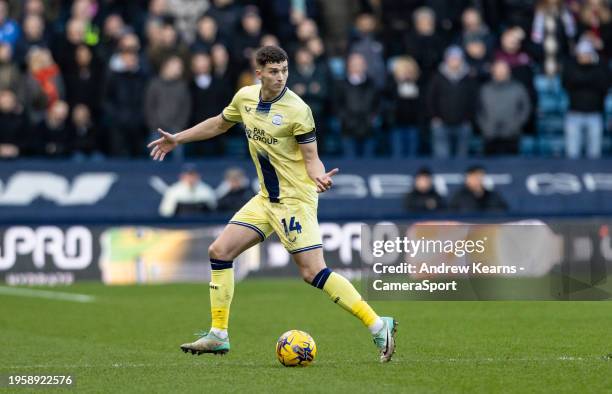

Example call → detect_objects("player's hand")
147 128 178 161
315 168 339 193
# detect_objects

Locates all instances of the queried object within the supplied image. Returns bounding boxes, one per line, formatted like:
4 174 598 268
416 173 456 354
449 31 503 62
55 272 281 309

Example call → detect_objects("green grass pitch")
1 279 612 393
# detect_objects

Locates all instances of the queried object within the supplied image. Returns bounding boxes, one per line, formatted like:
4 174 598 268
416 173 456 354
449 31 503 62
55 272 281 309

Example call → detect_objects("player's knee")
300 266 322 284
208 242 233 261
301 272 315 284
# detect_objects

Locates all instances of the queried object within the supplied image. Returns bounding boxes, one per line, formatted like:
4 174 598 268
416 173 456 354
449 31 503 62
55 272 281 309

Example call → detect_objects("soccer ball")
275 330 317 367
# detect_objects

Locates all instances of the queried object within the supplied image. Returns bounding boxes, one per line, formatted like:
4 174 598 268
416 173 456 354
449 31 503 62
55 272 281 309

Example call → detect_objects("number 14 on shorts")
281 216 302 237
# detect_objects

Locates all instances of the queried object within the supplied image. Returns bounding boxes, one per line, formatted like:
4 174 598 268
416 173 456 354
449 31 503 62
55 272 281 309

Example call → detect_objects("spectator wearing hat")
404 167 445 213
426 45 478 158
449 166 508 213
562 39 611 158
159 163 217 217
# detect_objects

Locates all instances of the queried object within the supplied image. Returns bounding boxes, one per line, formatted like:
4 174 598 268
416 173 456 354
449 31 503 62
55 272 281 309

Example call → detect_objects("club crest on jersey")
271 114 283 126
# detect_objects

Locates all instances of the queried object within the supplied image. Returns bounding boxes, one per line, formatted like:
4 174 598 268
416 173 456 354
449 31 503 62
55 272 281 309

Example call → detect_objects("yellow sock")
313 269 379 327
209 259 234 330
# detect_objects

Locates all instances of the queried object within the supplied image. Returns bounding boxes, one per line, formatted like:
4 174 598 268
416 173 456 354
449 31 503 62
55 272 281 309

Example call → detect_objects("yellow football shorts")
229 194 322 254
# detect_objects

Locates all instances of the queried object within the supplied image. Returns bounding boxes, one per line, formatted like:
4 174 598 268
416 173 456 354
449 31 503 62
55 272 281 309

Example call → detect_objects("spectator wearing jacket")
404 167 445 213
14 13 47 66
427 46 478 158
34 99 70 157
69 103 101 159
349 13 386 91
562 39 611 158
216 167 253 212
187 51 231 157
159 163 217 217
477 59 531 155
145 55 191 137
25 46 64 123
404 7 445 82
386 56 424 157
288 47 329 152
335 52 379 158
495 27 538 135
103 48 148 157
449 165 508 213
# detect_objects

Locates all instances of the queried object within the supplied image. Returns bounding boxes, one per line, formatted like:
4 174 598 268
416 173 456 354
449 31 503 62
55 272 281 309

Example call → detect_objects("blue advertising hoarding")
0 158 611 221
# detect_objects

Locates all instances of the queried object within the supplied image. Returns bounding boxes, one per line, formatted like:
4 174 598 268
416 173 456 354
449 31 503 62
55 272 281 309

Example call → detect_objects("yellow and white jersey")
222 84 318 205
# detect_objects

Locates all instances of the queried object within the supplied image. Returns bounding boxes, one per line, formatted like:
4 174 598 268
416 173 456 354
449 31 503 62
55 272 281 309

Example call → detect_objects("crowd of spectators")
0 0 610 160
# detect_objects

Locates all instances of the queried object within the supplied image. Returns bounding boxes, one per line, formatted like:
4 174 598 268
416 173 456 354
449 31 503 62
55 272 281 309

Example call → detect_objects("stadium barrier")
1 158 612 222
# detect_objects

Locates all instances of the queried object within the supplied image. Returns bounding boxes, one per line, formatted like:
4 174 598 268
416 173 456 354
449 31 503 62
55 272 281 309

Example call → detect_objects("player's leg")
292 246 398 363
181 223 262 355
208 224 263 334
292 247 380 325
181 196 272 355
269 199 397 362
271 200 382 331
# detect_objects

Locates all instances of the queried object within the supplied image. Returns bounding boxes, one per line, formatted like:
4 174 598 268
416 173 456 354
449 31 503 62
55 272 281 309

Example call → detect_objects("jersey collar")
259 86 287 104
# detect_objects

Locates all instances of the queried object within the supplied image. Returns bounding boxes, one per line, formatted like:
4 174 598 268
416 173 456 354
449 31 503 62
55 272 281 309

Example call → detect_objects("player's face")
258 61 289 92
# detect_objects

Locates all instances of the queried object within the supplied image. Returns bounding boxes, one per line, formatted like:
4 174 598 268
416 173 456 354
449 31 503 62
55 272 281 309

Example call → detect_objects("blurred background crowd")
0 0 611 161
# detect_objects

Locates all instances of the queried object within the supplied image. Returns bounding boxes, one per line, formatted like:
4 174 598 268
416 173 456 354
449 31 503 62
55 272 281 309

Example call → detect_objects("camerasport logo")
0 226 95 273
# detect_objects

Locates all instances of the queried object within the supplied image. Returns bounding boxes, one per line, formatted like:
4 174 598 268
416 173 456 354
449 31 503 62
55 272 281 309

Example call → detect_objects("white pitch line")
0 286 95 303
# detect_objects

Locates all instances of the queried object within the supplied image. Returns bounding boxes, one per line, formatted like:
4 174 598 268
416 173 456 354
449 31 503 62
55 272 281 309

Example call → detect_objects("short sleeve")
293 105 316 143
222 90 242 123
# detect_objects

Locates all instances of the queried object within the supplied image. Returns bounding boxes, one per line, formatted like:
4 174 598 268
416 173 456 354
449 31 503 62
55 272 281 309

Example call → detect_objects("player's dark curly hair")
255 46 288 67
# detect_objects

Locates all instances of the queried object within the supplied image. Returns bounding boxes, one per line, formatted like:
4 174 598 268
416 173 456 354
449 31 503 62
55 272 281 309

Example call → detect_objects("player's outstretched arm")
299 141 339 193
148 114 234 161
